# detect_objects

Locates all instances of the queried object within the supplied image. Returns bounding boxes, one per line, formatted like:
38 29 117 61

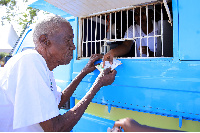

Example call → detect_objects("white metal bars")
79 1 168 58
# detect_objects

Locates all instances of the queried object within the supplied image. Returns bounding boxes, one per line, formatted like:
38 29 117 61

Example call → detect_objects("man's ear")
39 34 51 46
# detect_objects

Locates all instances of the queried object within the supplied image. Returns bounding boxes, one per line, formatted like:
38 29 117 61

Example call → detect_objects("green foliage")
28 7 39 24
0 0 39 33
0 52 9 60
0 0 12 6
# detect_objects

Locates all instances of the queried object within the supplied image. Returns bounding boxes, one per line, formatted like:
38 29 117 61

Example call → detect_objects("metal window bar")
133 7 135 39
104 14 106 55
100 15 102 54
80 18 83 57
110 13 112 40
127 10 129 39
163 0 173 26
146 5 149 57
91 16 92 55
115 12 117 40
139 6 142 57
133 7 137 57
161 3 164 57
79 1 169 58
86 18 88 57
121 10 122 39
95 16 97 54
154 4 156 57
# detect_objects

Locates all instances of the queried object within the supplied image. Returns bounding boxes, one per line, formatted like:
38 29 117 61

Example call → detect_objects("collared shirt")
0 49 61 132
124 21 159 57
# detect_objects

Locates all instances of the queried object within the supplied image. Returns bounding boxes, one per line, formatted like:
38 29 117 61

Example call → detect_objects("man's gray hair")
33 15 69 44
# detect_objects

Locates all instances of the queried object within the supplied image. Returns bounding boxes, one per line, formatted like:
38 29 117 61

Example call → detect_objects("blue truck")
12 0 200 131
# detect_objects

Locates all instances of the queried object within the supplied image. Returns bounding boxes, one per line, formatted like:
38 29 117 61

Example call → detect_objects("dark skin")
113 118 181 132
35 21 117 131
58 54 105 109
103 7 155 67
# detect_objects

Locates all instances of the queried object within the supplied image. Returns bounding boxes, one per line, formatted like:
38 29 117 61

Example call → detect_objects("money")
96 59 122 72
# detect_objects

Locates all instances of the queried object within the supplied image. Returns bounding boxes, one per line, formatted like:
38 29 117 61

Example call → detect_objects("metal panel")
179 0 200 60
59 111 114 132
29 0 200 126
72 59 200 121
45 0 158 17
73 113 114 132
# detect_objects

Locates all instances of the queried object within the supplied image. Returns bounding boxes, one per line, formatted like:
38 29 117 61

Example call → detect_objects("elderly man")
0 15 117 132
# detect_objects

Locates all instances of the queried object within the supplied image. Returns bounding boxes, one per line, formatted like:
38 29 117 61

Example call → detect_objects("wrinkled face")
48 22 75 66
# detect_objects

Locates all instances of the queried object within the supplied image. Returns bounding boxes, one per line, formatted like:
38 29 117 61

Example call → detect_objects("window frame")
77 0 173 61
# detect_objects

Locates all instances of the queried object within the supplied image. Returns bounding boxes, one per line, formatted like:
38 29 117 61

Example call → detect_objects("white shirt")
124 21 159 57
0 49 61 132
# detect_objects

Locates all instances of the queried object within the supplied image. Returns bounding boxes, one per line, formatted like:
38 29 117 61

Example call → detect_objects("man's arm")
103 40 132 67
40 68 117 132
58 70 87 109
58 54 103 109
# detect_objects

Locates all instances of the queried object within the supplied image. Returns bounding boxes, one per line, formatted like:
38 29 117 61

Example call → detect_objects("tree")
0 0 39 34
0 52 9 66
0 52 9 60
0 0 13 6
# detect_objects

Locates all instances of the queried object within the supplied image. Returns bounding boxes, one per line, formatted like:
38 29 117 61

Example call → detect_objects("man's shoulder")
5 49 46 70
14 49 44 63
20 49 40 57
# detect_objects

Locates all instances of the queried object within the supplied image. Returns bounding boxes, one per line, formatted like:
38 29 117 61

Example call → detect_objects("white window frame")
78 0 173 59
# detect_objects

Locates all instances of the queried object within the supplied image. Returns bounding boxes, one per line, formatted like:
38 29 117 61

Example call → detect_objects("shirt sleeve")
9 54 60 129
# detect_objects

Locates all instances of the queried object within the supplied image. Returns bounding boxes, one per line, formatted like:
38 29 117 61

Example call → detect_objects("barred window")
78 1 173 58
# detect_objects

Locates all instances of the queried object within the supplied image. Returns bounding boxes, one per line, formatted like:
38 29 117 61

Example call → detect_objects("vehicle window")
78 1 173 59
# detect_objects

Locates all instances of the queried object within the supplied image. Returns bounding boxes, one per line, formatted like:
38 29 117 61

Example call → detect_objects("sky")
0 0 27 33
0 0 46 36
0 0 27 53
0 0 48 53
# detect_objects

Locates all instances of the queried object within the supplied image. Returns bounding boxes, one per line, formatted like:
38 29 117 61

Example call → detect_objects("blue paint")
72 60 200 121
68 1 200 124
13 29 32 55
70 97 75 108
179 116 182 128
179 0 200 60
14 0 200 131
172 0 179 61
73 113 114 132
108 104 112 113
58 111 113 131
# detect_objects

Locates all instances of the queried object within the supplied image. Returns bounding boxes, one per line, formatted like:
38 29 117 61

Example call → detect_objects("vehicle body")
13 0 200 131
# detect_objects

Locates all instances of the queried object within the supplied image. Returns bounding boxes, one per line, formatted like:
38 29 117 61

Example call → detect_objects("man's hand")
102 40 132 68
82 54 103 74
113 118 141 132
102 50 114 68
113 117 180 132
96 68 117 87
138 46 154 57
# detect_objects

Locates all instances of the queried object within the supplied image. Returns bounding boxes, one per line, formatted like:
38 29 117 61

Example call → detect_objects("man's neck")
36 47 56 71
141 22 153 35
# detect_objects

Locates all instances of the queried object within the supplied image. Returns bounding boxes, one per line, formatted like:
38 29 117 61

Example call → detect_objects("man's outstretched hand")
82 54 103 74
96 68 117 87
